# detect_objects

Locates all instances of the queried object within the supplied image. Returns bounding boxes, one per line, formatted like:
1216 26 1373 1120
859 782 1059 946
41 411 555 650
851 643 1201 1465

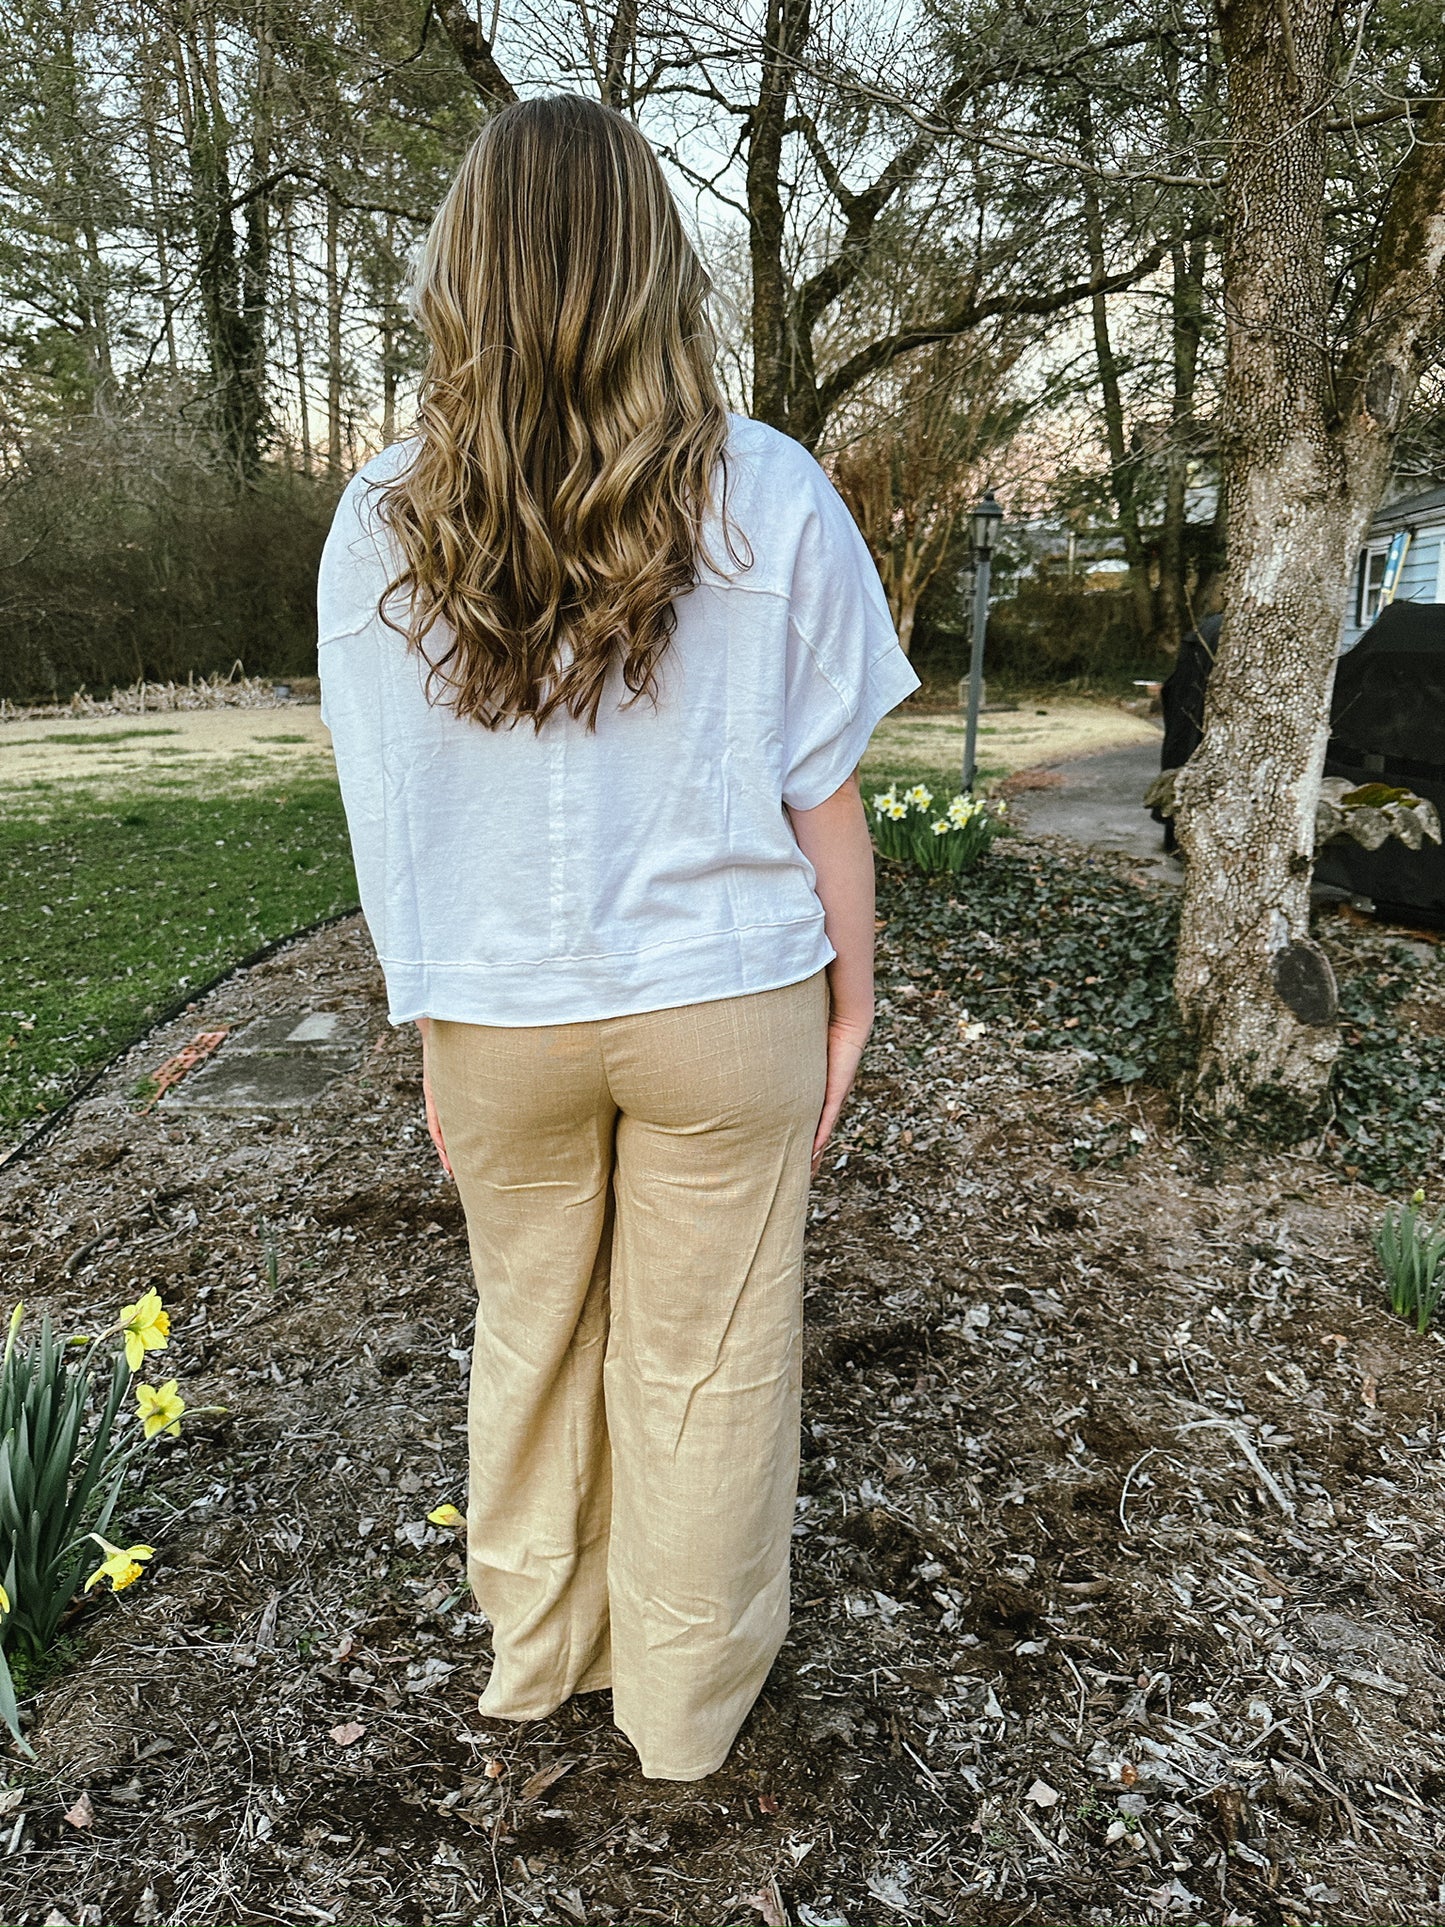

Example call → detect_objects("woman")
317 93 918 1782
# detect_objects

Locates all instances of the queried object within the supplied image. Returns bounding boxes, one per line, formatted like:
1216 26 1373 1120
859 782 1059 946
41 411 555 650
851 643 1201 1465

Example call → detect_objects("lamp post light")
962 489 1004 794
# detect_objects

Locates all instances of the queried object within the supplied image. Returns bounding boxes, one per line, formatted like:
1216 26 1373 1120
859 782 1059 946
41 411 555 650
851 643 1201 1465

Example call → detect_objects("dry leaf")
758 1791 781 1815
1361 1374 1379 1408
328 1721 366 1747
138 1028 229 1113
1026 1779 1061 1807
743 1875 788 1926
484 1756 507 1779
62 1792 94 1829
328 1633 359 1662
519 1757 576 1802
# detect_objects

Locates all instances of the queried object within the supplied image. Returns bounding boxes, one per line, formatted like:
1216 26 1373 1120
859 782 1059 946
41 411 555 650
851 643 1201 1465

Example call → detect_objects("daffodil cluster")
869 782 1008 873
0 1288 189 1747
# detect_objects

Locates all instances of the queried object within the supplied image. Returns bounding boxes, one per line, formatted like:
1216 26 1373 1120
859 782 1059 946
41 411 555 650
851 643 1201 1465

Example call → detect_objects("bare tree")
1172 0 1445 1114
829 337 1027 652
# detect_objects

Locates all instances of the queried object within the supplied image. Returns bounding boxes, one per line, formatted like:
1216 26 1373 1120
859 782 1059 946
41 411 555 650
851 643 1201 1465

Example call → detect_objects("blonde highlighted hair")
377 93 734 729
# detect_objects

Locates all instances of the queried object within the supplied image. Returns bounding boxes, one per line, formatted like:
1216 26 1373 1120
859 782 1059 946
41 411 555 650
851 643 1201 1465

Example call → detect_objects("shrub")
869 783 1008 873
1377 1190 1445 1334
0 404 339 703
0 1291 185 1749
975 578 1171 689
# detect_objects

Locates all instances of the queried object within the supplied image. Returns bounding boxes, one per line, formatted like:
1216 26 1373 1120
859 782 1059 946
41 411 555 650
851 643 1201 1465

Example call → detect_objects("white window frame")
1356 543 1389 627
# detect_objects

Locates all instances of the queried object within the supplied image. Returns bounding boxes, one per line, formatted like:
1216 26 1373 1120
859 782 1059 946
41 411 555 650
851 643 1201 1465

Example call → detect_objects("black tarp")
1314 600 1445 922
1152 614 1221 851
1153 601 1445 919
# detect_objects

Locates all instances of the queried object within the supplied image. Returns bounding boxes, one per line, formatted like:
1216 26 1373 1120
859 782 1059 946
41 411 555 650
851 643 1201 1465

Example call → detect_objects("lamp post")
962 489 1004 794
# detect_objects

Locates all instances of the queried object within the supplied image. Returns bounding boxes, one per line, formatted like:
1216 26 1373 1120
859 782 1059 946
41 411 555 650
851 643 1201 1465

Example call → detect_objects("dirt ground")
1 856 1443 1927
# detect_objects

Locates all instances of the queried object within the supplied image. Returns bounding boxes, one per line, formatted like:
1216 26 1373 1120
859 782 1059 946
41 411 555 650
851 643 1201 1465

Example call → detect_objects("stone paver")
165 1006 365 1111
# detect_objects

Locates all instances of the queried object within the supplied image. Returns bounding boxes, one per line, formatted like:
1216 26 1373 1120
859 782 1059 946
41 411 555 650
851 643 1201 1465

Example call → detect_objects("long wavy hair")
376 93 734 729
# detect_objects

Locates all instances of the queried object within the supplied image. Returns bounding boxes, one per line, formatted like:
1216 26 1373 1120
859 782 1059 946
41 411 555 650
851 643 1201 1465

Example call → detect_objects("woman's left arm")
416 1017 453 1177
786 767 876 1173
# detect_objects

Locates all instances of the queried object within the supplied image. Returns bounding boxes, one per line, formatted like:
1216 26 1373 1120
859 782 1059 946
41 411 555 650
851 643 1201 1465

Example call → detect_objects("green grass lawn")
0 777 357 1148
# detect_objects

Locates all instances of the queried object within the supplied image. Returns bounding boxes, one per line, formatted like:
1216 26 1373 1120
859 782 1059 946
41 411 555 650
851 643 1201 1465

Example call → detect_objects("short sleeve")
316 462 400 727
781 465 921 810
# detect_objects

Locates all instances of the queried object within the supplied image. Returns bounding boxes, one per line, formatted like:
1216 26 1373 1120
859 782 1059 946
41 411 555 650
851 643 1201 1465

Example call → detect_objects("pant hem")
635 1756 730 1781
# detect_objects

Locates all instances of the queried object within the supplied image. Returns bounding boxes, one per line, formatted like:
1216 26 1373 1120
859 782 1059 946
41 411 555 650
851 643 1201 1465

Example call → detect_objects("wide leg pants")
425 971 829 1780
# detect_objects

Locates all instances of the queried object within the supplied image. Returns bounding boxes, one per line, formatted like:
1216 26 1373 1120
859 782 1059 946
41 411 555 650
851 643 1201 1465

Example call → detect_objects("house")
1345 481 1445 650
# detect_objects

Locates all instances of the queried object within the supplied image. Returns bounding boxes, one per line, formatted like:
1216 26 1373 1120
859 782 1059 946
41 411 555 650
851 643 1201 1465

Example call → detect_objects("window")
1356 547 1388 626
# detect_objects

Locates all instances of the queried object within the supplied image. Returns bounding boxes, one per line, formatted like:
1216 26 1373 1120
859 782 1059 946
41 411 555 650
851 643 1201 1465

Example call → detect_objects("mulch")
0 848 1442 1926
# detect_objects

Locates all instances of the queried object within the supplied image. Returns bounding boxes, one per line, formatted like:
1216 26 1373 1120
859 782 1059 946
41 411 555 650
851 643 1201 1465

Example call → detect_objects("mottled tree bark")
1173 0 1445 1114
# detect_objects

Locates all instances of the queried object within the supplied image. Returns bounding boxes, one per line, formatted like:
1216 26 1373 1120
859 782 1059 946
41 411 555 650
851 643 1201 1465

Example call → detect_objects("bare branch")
789 111 952 332
815 232 1203 417
433 0 517 104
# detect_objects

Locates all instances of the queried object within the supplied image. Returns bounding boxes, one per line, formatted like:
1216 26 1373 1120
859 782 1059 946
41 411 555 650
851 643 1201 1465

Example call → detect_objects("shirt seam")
376 910 824 973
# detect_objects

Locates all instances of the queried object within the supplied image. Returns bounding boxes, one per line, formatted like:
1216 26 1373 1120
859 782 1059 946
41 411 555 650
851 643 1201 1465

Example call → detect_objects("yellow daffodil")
946 797 973 826
904 785 933 810
135 1379 185 1440
2 1301 20 1370
427 1504 465 1528
84 1535 155 1593
871 791 894 814
117 1290 169 1373
931 819 951 836
0 1582 10 1616
885 800 907 820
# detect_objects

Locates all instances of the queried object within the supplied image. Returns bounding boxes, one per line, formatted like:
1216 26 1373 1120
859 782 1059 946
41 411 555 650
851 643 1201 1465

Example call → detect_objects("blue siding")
1397 537 1440 603
1342 523 1445 651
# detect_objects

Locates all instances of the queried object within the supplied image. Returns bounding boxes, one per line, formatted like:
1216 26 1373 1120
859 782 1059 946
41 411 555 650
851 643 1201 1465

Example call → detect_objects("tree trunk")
325 188 343 478
173 17 268 481
1079 156 1154 645
1173 0 1344 1114
746 0 810 433
282 201 312 474
600 0 637 106
1173 0 1445 1117
1156 235 1207 654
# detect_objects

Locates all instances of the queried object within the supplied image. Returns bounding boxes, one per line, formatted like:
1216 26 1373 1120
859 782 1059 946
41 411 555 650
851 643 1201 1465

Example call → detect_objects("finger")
812 1093 843 1163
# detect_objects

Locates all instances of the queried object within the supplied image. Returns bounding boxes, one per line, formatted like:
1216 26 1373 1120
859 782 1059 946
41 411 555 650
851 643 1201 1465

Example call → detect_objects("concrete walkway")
1006 737 1181 875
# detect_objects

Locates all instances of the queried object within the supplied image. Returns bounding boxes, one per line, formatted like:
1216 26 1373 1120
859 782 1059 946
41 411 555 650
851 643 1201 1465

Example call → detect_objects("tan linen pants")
426 971 828 1781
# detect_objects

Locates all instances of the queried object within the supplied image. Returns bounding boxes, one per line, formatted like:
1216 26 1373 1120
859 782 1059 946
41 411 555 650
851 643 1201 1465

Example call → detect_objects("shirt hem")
380 920 835 1026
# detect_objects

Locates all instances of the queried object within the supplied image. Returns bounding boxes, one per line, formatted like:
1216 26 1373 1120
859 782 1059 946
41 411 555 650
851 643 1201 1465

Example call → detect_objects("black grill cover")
1315 601 1445 922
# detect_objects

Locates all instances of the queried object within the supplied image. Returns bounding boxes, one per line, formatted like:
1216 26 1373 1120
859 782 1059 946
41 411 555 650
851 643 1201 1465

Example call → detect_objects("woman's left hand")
417 1019 453 1177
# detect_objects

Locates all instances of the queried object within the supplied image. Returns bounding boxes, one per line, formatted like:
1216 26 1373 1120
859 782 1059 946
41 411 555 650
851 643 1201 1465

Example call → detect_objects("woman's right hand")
812 1011 872 1173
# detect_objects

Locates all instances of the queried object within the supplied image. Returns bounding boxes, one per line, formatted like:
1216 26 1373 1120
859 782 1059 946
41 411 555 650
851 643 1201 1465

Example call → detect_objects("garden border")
0 905 362 1173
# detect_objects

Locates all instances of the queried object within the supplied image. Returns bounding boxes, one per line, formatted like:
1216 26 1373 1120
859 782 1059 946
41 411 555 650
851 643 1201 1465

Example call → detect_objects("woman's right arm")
785 767 876 1173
